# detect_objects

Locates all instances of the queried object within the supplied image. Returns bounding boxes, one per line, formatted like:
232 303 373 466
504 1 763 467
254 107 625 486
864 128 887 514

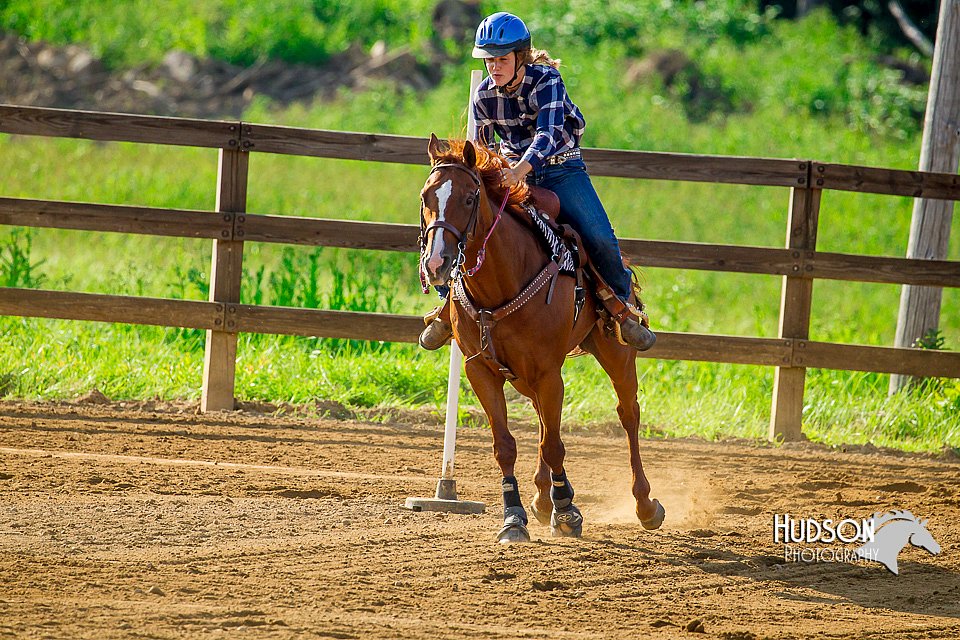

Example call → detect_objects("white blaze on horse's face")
425 179 453 276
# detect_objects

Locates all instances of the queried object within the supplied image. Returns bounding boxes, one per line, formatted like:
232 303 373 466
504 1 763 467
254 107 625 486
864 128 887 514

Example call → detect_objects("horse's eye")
465 195 475 206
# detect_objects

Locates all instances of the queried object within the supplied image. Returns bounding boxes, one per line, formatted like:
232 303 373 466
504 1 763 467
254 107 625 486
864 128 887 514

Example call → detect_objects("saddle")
521 186 648 331
432 185 648 377
527 185 561 221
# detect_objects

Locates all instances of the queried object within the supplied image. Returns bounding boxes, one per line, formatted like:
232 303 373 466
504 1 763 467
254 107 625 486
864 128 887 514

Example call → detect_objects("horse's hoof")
529 502 551 526
640 499 665 530
550 505 583 538
497 506 530 543
496 524 531 544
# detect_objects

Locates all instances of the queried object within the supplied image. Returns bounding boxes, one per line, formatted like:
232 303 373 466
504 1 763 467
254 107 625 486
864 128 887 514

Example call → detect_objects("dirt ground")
1 400 958 639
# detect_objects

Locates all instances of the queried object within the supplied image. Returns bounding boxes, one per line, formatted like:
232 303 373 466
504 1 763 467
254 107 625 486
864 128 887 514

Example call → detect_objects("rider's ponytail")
518 47 560 69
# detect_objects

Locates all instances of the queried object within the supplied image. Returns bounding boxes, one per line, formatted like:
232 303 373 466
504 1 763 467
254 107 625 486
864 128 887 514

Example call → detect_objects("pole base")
404 478 485 514
404 496 486 514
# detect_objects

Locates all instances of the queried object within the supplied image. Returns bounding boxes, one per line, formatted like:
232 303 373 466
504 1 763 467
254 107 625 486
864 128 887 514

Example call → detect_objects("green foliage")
0 0 930 138
916 328 947 351
0 0 437 68
514 0 774 53
0 228 46 288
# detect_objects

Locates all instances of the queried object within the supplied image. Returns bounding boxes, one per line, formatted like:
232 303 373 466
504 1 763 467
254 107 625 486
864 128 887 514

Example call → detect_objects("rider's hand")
500 160 532 188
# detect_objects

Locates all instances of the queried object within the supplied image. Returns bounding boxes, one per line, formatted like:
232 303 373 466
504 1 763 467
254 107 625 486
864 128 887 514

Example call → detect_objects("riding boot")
618 315 657 351
617 296 656 351
418 299 453 350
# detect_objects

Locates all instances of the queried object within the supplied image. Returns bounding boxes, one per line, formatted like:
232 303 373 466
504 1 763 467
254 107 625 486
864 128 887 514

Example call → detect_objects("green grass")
0 0 438 68
1 4 958 453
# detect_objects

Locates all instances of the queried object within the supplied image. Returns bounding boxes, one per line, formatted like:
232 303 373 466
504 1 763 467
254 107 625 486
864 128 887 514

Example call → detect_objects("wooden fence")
1 104 959 441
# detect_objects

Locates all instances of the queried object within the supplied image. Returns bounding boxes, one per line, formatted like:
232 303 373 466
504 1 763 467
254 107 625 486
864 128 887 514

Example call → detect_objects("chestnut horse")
419 134 664 542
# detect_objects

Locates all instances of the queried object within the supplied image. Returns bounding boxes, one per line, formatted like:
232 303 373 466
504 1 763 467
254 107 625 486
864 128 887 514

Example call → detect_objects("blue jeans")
530 158 633 300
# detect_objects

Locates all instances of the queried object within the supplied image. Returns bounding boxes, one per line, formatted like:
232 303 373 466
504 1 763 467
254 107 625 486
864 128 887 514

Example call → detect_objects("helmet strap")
496 55 523 94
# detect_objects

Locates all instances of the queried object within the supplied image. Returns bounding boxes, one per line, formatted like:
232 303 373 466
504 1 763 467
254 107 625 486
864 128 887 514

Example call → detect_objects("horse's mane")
432 138 530 211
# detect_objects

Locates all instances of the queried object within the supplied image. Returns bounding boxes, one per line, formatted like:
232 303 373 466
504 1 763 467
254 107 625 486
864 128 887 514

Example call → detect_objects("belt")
545 149 582 166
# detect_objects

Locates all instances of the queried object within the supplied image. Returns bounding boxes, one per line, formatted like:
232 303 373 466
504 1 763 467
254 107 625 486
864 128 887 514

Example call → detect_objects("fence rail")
2 104 959 440
4 196 959 288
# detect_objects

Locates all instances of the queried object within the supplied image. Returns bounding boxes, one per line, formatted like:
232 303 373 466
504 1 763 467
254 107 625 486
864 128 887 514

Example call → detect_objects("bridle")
419 162 482 251
418 162 482 292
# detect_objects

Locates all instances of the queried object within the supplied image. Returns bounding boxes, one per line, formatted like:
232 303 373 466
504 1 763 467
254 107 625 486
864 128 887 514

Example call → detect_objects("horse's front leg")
531 445 554 526
533 373 583 538
509 381 553 526
464 360 530 544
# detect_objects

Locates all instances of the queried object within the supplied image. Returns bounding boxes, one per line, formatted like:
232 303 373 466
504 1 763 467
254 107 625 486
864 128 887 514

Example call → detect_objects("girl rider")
419 11 655 352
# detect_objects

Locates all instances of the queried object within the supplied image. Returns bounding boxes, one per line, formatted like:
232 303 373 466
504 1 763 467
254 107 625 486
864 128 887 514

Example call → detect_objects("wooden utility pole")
891 0 960 393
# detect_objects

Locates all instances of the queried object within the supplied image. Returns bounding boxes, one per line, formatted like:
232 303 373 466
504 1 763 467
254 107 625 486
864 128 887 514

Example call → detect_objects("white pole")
440 341 463 479
439 69 484 482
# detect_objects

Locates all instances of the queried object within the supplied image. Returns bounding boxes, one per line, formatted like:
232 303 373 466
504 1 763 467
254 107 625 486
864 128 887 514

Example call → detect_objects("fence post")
770 176 821 441
201 148 248 411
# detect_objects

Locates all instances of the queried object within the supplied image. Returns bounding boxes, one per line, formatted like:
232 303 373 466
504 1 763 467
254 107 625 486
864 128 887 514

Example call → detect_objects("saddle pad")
525 205 577 274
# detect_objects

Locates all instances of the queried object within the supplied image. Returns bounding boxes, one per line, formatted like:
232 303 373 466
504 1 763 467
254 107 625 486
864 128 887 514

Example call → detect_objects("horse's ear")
427 133 443 164
463 139 477 169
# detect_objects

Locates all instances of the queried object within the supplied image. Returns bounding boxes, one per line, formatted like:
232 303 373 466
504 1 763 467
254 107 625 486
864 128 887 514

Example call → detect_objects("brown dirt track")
1 401 958 639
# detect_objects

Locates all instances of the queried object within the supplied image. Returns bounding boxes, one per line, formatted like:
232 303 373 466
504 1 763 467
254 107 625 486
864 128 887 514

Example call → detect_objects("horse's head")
857 511 942 574
908 519 941 555
419 133 483 286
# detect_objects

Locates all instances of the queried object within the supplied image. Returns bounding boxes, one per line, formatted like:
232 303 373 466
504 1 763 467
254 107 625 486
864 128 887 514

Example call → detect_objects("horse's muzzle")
423 228 457 284
423 252 454 286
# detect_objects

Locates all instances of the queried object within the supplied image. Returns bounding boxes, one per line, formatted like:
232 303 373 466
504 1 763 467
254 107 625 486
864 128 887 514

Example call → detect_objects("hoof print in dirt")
685 618 706 633
531 580 567 592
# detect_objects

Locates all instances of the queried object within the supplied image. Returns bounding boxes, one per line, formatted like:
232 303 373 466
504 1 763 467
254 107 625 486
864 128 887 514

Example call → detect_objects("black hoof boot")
496 505 531 544
550 504 583 538
641 499 666 530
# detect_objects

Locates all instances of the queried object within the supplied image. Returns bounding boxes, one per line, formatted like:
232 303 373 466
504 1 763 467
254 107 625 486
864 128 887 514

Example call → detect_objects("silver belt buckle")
548 150 579 166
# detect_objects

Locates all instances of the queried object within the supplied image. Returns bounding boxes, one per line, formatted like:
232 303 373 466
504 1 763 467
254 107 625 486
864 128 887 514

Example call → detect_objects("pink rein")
464 189 511 278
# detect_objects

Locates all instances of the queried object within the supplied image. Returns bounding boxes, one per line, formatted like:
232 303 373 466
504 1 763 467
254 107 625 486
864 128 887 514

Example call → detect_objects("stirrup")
612 303 645 347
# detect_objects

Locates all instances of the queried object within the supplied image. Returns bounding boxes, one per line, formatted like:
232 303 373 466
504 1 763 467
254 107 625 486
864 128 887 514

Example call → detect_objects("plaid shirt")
472 64 586 172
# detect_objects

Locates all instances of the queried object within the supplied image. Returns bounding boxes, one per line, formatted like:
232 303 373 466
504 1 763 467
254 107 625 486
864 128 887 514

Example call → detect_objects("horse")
855 510 941 575
418 133 665 542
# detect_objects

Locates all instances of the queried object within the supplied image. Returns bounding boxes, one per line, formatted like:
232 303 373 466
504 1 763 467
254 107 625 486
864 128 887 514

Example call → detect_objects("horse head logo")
855 510 941 575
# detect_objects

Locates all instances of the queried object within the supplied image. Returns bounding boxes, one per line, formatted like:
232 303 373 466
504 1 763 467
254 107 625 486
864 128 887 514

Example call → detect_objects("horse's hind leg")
464 360 530 544
527 395 554 526
531 372 584 538
580 330 665 530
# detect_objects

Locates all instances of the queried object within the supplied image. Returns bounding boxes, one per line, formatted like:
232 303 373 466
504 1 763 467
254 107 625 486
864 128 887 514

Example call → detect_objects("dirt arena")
1 400 958 639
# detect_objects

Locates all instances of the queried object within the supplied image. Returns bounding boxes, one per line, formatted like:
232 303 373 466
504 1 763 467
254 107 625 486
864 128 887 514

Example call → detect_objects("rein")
464 189 510 277
418 162 508 289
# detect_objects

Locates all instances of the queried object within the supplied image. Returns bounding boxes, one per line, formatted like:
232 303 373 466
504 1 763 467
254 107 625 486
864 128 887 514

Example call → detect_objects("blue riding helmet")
472 12 531 59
